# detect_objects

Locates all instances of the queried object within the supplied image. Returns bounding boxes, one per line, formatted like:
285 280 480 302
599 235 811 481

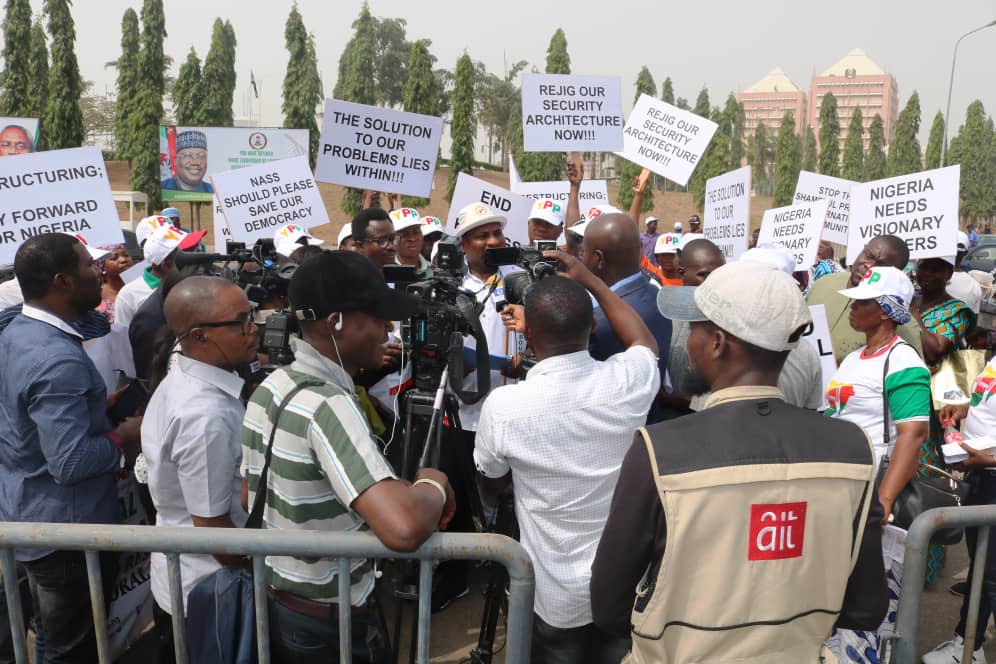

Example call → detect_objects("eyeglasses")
364 234 397 249
180 310 256 341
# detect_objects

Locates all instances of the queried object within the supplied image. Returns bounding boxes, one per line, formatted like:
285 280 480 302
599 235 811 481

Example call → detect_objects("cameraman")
474 250 660 664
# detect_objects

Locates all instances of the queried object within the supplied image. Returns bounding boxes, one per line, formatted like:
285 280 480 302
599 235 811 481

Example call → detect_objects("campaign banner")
508 154 609 208
0 146 123 266
210 156 329 244
846 165 960 265
758 199 829 270
0 117 40 156
802 304 837 406
159 126 310 202
520 74 623 152
315 99 443 198
793 171 854 246
617 95 718 187
703 165 751 260
447 173 532 244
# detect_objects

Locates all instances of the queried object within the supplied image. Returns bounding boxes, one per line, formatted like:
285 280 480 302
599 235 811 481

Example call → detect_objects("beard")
684 356 712 396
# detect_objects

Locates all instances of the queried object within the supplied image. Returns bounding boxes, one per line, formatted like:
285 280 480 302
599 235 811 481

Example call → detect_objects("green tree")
773 111 800 206
281 4 322 168
691 108 732 213
401 39 442 207
372 17 410 108
172 47 202 125
888 91 922 176
693 87 710 118
477 59 525 166
25 19 48 122
128 0 168 207
446 53 475 202
747 122 774 196
675 97 690 111
800 125 817 172
1 0 32 115
723 93 745 170
517 29 571 182
139 0 165 96
660 76 674 104
866 113 887 180
113 8 140 160
545 28 570 74
925 110 944 170
42 0 84 149
335 2 377 214
950 100 995 220
616 66 656 212
197 18 237 126
841 107 864 182
817 93 840 176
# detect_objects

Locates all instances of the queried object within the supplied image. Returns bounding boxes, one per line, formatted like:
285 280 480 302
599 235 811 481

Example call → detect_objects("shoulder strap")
245 380 323 530
881 340 913 458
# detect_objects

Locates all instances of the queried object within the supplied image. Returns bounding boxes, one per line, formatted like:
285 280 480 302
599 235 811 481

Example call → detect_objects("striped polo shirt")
241 339 395 604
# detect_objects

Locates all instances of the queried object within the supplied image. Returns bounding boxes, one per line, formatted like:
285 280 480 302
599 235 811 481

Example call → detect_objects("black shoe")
431 575 470 613
951 580 968 597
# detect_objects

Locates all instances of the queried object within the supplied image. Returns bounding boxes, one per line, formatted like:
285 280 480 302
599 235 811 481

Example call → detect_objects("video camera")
483 240 558 305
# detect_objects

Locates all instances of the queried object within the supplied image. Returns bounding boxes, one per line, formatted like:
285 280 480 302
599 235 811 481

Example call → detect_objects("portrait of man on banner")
161 129 214 193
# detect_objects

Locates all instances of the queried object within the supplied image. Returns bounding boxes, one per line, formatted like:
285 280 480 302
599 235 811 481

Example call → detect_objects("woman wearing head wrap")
822 265 931 663
96 244 134 324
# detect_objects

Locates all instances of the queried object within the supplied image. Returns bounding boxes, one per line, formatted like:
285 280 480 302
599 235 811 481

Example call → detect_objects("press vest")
625 387 875 664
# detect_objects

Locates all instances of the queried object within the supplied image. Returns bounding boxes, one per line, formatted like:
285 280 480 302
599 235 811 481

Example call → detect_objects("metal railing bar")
84 550 110 663
166 553 189 664
252 555 270 664
0 549 27 664
338 557 351 663
963 525 989 664
417 559 432 663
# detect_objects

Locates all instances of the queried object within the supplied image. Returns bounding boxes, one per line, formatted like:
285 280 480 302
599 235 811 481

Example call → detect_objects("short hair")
351 207 391 242
523 276 593 347
289 244 323 264
14 233 82 300
877 234 910 267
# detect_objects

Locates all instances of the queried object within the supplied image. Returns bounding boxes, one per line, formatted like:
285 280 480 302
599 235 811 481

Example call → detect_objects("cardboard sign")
617 95 718 186
758 199 829 270
508 154 610 208
846 165 960 265
520 73 623 152
315 99 443 198
793 171 853 246
0 117 40 156
703 166 751 260
446 173 533 244
0 146 123 266
210 156 329 244
802 304 837 406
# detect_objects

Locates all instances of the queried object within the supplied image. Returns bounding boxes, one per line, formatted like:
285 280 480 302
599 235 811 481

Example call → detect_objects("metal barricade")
0 523 535 664
890 505 996 664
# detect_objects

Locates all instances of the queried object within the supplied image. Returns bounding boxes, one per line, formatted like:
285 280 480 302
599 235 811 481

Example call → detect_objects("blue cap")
160 207 180 220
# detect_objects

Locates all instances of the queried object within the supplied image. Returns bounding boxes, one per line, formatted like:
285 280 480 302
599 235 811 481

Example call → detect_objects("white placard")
315 99 443 198
209 156 329 244
446 173 533 245
508 154 610 207
758 200 829 270
802 304 837 405
0 146 123 266
793 171 854 246
617 95 718 187
846 165 960 265
520 73 623 152
121 260 148 284
702 166 751 260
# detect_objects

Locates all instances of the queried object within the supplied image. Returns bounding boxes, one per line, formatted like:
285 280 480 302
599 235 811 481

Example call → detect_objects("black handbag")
876 342 968 545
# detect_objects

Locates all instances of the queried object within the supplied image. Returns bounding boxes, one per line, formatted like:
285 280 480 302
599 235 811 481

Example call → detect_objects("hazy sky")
11 0 996 145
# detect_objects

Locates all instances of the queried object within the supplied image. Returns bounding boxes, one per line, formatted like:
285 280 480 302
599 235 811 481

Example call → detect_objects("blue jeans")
266 595 390 664
956 471 996 649
531 613 631 664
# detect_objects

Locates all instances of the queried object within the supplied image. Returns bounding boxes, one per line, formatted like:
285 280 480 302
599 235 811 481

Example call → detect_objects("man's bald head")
581 213 642 283
164 276 243 336
679 239 726 286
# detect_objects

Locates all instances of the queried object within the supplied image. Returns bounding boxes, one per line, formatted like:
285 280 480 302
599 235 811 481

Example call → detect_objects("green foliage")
478 59 525 167
138 0 165 96
691 108 732 213
841 107 864 182
197 18 237 126
113 9 140 160
675 97 690 111
800 125 817 173
887 91 922 176
660 77 674 104
372 17 410 108
817 93 839 176
950 100 995 219
925 111 944 169
692 87 710 118
335 2 377 214
616 67 656 212
281 4 322 168
1 0 32 116
633 66 656 103
545 28 570 74
401 39 442 207
172 48 201 126
445 53 475 202
723 93 745 170
517 29 571 182
127 83 162 207
747 121 774 196
773 111 800 207
25 19 48 123
42 0 84 149
865 113 887 181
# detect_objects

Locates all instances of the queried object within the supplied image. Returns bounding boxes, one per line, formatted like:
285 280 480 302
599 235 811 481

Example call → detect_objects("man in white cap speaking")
527 198 566 245
390 207 428 269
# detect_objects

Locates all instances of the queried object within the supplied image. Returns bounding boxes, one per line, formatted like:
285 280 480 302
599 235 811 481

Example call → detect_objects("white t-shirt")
114 277 155 326
0 278 23 309
825 336 931 460
963 357 996 440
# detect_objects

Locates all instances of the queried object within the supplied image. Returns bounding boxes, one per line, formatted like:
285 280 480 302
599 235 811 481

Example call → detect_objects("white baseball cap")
421 215 444 237
656 261 812 352
741 243 797 276
674 221 683 231
958 231 970 251
143 224 206 266
135 215 171 246
654 233 682 254
677 232 706 250
337 224 353 246
389 207 422 232
528 199 565 227
453 203 506 238
645 216 658 225
274 223 324 258
66 234 111 260
838 266 915 304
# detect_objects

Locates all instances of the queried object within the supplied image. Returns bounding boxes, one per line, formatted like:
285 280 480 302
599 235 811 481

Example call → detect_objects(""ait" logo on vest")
748 502 807 561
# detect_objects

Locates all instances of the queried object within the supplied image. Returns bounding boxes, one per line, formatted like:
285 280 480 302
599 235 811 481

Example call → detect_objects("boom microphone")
173 251 228 268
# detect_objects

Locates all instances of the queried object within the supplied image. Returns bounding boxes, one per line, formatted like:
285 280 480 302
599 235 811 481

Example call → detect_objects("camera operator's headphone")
334 313 344 331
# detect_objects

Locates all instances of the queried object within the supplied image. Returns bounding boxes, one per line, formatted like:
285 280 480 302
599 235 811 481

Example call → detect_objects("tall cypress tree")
172 47 202 125
693 87 710 118
1 0 32 115
335 2 377 214
660 76 674 104
866 113 887 181
924 111 944 170
25 19 48 123
887 91 922 176
129 0 167 206
773 111 800 207
748 121 773 196
841 107 864 182
951 100 994 220
517 28 571 182
723 93 745 170
113 8 140 161
402 39 440 208
800 125 817 172
616 66 656 212
817 93 840 176
282 4 322 168
691 108 732 213
43 0 84 149
197 18 237 126
446 53 475 202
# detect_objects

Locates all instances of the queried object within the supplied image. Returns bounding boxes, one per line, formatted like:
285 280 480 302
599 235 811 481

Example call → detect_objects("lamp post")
941 19 996 167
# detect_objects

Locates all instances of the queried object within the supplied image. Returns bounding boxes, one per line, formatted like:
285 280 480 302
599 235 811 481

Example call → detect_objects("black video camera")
221 239 296 307
483 240 558 305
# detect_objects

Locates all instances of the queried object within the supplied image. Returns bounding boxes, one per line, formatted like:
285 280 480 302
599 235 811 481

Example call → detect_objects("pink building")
737 68 807 139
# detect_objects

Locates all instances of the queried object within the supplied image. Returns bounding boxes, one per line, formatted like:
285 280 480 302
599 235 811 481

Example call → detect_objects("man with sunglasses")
141 276 260 660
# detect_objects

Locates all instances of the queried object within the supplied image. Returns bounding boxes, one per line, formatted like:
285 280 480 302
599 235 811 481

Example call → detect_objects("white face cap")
389 207 422 232
741 243 797 275
529 199 565 227
65 234 111 260
337 224 353 246
837 266 915 304
274 224 324 258
654 233 681 254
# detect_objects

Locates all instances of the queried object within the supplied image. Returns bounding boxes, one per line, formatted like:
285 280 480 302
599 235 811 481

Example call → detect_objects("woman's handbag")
929 348 987 411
